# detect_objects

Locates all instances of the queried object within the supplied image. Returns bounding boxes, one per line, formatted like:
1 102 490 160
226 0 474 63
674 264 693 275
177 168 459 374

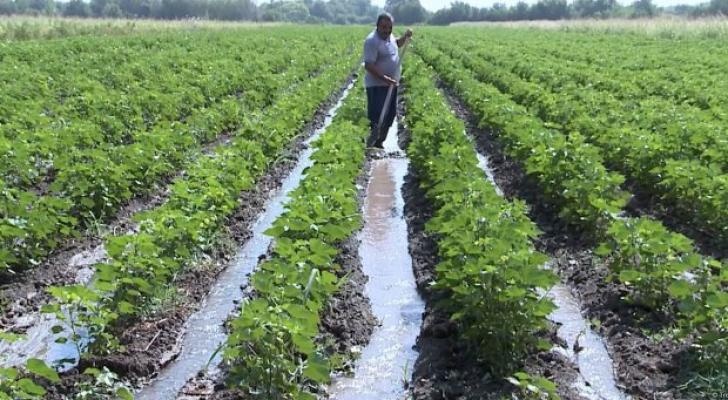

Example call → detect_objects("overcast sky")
370 0 706 12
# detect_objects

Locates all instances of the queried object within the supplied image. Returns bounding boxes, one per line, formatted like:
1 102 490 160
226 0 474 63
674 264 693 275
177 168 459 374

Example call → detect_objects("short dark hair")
376 12 393 25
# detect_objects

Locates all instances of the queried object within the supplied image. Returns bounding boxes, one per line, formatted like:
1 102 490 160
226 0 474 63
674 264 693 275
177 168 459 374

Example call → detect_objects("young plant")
506 372 560 400
596 217 703 310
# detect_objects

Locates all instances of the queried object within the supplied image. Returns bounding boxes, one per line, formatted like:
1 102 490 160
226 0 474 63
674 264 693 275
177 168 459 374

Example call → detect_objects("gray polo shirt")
363 30 400 88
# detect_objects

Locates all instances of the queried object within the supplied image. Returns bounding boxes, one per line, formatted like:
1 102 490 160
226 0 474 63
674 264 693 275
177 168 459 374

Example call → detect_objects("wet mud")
0 190 170 334
38 75 358 399
175 81 378 400
436 81 687 399
0 128 245 334
399 111 583 400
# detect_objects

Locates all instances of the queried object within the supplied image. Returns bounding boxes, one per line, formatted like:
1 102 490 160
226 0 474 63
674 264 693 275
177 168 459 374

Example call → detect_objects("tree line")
0 0 379 22
428 0 728 23
0 0 724 25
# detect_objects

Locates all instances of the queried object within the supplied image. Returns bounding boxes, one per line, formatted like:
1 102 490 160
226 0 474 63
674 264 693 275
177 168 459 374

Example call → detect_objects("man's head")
376 12 393 40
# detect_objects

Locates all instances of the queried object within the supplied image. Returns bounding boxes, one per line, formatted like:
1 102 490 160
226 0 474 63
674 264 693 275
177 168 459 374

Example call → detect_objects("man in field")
364 12 413 148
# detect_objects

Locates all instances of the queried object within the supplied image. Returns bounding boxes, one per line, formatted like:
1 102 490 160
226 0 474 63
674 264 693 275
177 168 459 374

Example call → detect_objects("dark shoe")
367 129 379 148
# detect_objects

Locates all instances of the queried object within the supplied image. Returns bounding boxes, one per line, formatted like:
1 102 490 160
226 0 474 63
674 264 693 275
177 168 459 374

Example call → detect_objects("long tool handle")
376 37 411 131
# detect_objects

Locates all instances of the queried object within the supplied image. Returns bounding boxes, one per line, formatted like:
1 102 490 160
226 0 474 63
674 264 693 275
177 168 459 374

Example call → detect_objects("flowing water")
547 284 629 400
0 82 354 390
135 81 356 400
0 245 105 371
469 133 628 400
328 122 425 400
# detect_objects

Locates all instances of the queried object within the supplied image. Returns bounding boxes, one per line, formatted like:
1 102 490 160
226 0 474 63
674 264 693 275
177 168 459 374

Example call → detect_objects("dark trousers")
366 85 397 146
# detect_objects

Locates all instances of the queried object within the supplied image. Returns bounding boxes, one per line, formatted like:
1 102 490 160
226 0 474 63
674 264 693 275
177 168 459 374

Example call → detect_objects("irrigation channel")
0 246 104 370
466 125 628 400
328 120 425 399
1 81 627 399
134 81 357 399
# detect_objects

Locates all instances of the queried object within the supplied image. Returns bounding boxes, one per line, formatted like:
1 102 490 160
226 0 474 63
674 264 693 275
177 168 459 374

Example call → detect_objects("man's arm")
365 62 397 86
396 29 413 47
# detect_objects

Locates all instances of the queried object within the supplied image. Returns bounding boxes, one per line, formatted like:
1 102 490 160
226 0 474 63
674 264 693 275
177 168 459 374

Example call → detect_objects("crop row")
1 28 361 143
459 36 727 130
451 28 728 111
533 33 728 109
415 40 727 386
403 54 559 397
223 79 369 399
35 49 360 388
430 34 728 172
0 32 359 273
426 34 728 248
1 32 318 187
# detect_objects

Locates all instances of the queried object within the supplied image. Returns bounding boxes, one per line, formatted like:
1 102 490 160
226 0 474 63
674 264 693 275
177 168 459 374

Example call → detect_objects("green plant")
596 217 703 309
506 372 560 400
405 55 557 378
223 82 368 398
74 367 133 400
0 358 60 400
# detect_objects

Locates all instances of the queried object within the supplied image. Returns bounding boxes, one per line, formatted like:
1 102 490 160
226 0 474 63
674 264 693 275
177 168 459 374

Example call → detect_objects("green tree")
208 0 256 20
91 0 108 15
13 0 30 13
530 0 568 19
631 0 656 16
309 0 331 19
512 1 529 19
28 0 54 14
260 0 309 21
573 0 615 17
64 0 91 16
709 0 728 14
102 2 123 16
488 2 508 20
0 0 15 14
450 1 474 20
390 0 426 23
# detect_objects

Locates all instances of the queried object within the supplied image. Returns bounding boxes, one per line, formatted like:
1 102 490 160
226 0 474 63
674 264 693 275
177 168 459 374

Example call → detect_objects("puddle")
135 81 355 400
0 82 355 381
70 245 107 284
547 284 629 400
474 147 502 197
328 122 425 400
467 131 628 400
0 244 106 371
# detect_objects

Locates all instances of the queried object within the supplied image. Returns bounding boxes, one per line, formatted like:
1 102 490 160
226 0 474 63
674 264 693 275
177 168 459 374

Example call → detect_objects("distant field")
0 15 285 40
454 16 728 37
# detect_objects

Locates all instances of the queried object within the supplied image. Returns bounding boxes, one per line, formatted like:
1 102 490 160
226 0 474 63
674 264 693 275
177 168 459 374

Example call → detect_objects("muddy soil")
398 94 583 400
177 88 378 400
0 129 251 335
435 81 689 399
319 156 378 363
181 223 378 400
39 75 359 399
624 182 727 261
0 187 170 333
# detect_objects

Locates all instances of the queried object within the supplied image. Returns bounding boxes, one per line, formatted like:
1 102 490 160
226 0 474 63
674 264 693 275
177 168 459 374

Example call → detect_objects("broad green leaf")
116 387 134 400
17 378 46 396
706 292 728 309
26 359 60 383
303 354 330 383
667 280 692 299
618 269 642 284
